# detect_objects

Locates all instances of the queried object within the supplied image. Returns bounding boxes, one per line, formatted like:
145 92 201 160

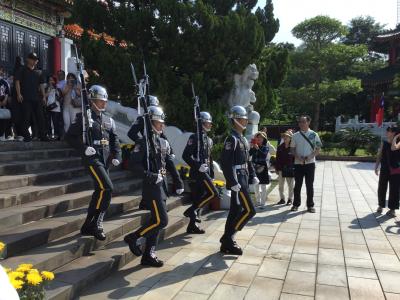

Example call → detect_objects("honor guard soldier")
220 105 258 255
182 111 219 234
124 106 184 267
128 95 174 210
65 85 121 240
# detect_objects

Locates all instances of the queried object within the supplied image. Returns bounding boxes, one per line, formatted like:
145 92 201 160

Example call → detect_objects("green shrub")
338 127 378 156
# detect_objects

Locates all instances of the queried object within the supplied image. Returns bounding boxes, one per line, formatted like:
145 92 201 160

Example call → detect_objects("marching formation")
64 56 260 268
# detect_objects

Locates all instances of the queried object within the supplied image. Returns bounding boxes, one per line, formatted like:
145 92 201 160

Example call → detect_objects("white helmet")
148 106 165 123
88 85 108 101
229 105 248 119
200 111 212 123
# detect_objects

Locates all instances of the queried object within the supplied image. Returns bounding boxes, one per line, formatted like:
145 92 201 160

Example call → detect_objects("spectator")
45 76 62 140
275 130 295 205
15 52 48 142
62 73 81 132
0 67 11 141
250 131 276 208
10 56 24 141
387 127 400 217
290 115 322 213
56 70 66 90
375 127 396 214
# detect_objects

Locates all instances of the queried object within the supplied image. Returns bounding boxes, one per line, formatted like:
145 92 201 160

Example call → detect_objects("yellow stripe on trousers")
140 200 160 236
89 166 105 210
198 180 216 208
235 191 251 231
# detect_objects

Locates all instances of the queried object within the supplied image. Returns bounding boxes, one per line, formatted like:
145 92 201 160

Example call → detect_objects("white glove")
231 184 241 192
111 159 120 166
176 188 184 195
199 163 209 173
253 177 260 185
155 173 163 184
85 146 96 156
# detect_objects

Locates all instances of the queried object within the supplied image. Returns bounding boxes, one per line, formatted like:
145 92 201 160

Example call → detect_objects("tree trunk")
312 101 320 131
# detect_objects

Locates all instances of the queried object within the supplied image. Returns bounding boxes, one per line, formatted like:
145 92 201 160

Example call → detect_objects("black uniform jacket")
182 133 214 179
65 110 121 166
220 129 256 189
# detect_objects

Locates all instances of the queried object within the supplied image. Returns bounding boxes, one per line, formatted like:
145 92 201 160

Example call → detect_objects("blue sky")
257 0 398 45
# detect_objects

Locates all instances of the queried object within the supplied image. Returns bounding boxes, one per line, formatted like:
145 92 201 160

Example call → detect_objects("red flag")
375 94 384 127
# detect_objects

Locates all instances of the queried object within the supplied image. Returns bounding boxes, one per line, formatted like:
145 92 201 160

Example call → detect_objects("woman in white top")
62 73 82 133
45 76 62 139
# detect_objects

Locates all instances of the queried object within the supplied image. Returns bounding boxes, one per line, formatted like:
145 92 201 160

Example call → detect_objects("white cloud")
257 0 398 45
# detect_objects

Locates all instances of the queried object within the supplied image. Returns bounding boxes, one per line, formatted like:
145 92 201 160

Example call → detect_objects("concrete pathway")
79 161 400 300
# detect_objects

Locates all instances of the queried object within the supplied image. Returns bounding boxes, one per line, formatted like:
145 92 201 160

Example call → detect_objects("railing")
335 115 399 137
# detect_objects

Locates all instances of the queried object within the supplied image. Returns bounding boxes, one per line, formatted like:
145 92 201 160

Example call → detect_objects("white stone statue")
228 64 259 109
227 63 260 138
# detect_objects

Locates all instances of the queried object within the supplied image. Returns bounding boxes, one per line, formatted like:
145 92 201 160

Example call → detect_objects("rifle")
73 45 93 146
192 83 205 165
130 62 160 174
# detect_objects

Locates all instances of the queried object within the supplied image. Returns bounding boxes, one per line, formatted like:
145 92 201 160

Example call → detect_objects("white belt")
234 164 247 170
93 139 109 146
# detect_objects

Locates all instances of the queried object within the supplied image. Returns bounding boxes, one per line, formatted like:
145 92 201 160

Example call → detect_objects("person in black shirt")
15 53 48 142
375 127 396 213
386 127 400 218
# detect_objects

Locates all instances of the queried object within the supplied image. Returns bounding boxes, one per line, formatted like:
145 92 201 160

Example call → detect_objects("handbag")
47 102 58 111
282 165 295 178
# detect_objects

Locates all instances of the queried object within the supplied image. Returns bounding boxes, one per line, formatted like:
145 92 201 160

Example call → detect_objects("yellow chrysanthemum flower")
26 272 42 286
16 264 33 272
0 242 5 252
8 271 25 280
41 271 55 281
28 268 39 274
10 278 24 290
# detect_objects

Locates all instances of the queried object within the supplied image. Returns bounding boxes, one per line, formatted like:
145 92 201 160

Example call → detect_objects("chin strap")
202 125 211 132
233 119 246 130
92 102 105 112
152 125 162 135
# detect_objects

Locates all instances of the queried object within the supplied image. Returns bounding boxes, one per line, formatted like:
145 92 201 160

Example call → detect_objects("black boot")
186 223 205 234
124 233 143 256
220 236 243 255
184 207 201 223
141 250 164 267
93 211 106 241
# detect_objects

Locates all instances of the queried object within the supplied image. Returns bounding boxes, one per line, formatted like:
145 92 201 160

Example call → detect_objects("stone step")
0 170 130 209
45 203 189 300
0 141 68 152
0 185 156 258
0 177 142 232
0 157 82 175
0 167 86 191
0 148 76 162
2 195 186 271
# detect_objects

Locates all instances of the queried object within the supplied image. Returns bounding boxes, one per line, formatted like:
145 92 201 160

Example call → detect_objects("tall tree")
291 16 349 130
68 0 287 136
343 16 385 46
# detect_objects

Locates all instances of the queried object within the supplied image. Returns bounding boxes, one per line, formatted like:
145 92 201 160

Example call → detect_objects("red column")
370 95 379 122
52 37 61 76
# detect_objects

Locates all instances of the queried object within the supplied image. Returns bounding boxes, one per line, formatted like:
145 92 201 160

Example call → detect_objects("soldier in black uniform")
124 106 184 267
128 95 174 210
65 85 121 241
182 111 219 234
220 105 258 255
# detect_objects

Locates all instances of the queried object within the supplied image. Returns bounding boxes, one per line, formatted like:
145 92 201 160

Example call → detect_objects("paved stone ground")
79 161 400 300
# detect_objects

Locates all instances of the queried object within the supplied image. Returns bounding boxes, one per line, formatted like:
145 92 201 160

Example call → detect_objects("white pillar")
60 38 74 73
